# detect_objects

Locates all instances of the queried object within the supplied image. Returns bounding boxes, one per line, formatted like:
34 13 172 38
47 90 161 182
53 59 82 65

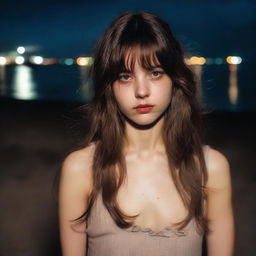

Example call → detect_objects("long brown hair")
76 11 208 232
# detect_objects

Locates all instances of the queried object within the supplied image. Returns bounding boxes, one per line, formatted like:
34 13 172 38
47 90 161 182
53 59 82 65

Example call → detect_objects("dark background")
1 0 256 59
0 1 256 255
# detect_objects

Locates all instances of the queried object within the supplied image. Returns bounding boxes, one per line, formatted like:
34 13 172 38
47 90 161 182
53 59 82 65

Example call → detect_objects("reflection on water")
192 63 240 108
12 65 37 100
79 66 91 96
0 62 254 111
228 64 239 105
0 65 6 95
191 64 203 101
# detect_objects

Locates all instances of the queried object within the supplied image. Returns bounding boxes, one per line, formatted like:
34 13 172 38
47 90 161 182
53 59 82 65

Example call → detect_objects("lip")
134 104 155 114
134 104 154 109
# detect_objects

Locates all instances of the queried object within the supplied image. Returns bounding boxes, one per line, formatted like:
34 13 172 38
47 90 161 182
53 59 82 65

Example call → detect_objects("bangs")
112 43 162 76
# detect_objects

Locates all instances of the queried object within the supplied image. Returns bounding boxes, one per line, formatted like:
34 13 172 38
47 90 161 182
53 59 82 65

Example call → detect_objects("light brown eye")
151 70 164 78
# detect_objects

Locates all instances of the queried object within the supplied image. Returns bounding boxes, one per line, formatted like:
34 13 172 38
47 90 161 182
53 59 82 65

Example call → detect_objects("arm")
59 147 94 256
205 148 235 256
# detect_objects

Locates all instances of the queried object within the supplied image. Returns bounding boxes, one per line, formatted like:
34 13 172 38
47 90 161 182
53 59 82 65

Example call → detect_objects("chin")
125 113 164 129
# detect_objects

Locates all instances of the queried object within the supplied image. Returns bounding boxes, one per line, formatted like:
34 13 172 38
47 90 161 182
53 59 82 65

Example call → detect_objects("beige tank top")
86 145 210 256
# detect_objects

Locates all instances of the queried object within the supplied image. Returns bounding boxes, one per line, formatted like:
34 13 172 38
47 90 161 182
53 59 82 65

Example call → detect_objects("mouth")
133 104 155 114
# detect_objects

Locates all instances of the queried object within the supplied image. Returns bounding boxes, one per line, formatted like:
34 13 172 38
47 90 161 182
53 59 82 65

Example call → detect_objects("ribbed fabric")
86 145 210 256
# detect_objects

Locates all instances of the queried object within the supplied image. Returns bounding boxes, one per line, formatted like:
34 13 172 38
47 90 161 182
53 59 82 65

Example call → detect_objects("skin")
113 59 172 124
59 55 234 256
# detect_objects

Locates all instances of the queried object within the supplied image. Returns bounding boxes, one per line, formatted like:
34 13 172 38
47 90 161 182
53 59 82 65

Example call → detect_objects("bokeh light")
64 58 74 65
186 56 206 65
17 46 25 54
15 56 25 65
0 57 7 65
76 57 93 66
226 56 242 65
30 56 44 65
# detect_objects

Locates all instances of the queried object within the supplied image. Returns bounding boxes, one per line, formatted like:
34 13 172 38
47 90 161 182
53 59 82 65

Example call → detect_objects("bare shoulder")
60 143 95 196
205 147 232 190
62 143 95 174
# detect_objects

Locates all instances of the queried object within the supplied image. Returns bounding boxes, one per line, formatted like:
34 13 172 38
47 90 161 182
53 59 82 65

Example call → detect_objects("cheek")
113 84 133 110
154 83 173 104
113 85 125 103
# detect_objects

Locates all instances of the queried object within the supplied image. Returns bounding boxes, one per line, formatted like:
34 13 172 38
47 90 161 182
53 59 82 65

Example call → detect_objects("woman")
59 11 234 256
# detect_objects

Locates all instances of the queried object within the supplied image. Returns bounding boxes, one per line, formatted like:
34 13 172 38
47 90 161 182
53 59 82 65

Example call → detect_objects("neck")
123 117 166 157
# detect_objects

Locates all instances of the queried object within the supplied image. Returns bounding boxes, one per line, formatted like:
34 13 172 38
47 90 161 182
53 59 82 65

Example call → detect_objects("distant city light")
64 58 74 65
226 56 242 65
214 58 223 65
186 56 206 65
0 57 7 65
17 46 25 54
76 57 93 66
15 56 25 65
3 55 242 67
30 56 44 65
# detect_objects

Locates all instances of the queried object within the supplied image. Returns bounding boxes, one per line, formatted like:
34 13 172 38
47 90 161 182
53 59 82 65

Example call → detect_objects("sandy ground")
0 98 255 256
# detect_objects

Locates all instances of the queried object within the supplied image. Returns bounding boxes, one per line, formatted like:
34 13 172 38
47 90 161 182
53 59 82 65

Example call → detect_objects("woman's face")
112 55 173 126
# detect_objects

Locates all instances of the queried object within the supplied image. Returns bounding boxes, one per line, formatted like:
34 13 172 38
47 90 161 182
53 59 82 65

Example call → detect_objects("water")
0 63 255 111
0 64 93 102
201 63 255 111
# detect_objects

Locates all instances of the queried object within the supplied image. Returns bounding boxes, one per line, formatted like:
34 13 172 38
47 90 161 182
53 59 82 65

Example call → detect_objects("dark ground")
0 98 255 256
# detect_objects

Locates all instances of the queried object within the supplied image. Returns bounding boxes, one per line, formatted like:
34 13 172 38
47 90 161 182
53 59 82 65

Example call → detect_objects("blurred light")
191 57 197 64
198 57 205 65
64 58 74 65
0 57 7 65
30 56 44 65
186 56 206 65
17 46 25 54
15 56 25 65
226 56 242 65
76 57 93 66
226 56 232 64
214 58 223 65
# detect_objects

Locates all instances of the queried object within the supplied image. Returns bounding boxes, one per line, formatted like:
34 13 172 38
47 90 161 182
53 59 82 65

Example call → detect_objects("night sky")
0 0 255 60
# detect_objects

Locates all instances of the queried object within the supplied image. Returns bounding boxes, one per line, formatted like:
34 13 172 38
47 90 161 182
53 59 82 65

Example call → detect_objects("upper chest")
116 153 188 225
119 153 174 195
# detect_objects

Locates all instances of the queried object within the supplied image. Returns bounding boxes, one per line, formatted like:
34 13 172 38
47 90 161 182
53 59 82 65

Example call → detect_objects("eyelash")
118 74 131 81
151 71 164 77
118 70 164 81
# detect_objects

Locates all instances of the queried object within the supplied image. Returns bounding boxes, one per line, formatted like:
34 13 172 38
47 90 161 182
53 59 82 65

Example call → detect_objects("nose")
134 76 150 99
